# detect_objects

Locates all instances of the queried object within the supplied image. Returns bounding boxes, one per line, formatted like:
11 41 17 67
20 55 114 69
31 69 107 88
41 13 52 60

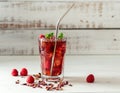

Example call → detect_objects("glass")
38 37 67 82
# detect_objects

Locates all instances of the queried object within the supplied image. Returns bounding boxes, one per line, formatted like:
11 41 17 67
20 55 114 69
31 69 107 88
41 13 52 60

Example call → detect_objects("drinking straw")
50 3 75 76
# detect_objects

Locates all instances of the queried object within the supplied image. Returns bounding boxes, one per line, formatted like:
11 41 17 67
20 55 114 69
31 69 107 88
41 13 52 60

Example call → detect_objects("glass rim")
38 37 67 41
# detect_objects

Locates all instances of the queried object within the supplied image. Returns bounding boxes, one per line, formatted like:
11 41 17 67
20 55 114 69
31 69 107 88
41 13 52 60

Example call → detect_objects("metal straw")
50 3 75 76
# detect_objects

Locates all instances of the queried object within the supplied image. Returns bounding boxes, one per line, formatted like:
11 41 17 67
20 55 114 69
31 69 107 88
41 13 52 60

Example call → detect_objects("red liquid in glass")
39 38 66 76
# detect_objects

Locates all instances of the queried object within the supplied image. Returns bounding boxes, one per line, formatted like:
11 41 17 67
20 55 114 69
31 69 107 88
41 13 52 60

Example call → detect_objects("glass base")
42 74 63 82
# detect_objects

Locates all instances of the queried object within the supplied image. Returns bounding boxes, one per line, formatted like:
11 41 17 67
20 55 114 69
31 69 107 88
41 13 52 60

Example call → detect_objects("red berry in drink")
20 68 28 76
39 34 45 38
26 75 34 83
11 69 18 76
86 74 95 83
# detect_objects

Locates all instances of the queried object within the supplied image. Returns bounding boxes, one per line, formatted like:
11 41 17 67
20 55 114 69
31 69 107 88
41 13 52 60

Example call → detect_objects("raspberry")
11 69 18 76
20 68 28 76
86 74 95 83
39 34 45 38
26 75 34 84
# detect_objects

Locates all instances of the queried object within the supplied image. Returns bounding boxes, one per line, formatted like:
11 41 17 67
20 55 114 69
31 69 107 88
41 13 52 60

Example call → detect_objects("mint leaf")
45 34 50 39
45 32 54 39
58 32 63 39
49 32 54 37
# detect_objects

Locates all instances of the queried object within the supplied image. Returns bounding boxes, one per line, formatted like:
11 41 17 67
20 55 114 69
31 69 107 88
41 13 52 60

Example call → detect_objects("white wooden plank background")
1 1 120 29
0 1 120 55
1 29 120 55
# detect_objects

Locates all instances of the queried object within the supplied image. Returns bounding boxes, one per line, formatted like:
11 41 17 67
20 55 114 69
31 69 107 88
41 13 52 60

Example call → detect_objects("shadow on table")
65 76 120 85
65 76 86 84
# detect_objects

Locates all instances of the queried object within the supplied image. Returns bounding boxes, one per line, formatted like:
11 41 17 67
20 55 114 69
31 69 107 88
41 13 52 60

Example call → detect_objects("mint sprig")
58 32 64 39
45 32 54 39
50 32 54 37
45 34 50 39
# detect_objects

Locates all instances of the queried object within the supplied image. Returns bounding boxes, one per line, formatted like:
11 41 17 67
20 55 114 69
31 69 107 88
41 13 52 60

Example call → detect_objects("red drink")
38 37 66 80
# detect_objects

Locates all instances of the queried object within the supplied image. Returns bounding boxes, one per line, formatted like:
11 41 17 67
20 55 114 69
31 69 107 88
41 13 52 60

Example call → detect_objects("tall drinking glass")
38 37 66 82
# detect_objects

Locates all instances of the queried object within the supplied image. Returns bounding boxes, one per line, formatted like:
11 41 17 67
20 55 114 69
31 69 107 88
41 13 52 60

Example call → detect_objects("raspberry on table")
20 68 28 76
86 74 95 83
26 75 34 84
11 69 18 76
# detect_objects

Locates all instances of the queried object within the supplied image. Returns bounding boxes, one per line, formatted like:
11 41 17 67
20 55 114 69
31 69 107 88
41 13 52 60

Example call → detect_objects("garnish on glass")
58 32 64 39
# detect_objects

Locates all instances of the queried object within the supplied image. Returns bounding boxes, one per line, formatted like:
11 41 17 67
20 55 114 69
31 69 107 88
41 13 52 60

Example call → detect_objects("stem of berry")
50 3 75 76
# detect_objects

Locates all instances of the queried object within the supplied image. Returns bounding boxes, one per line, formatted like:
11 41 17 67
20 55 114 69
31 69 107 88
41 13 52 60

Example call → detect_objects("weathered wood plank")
0 1 120 29
0 30 34 55
1 30 120 55
1 1 120 55
0 0 119 2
